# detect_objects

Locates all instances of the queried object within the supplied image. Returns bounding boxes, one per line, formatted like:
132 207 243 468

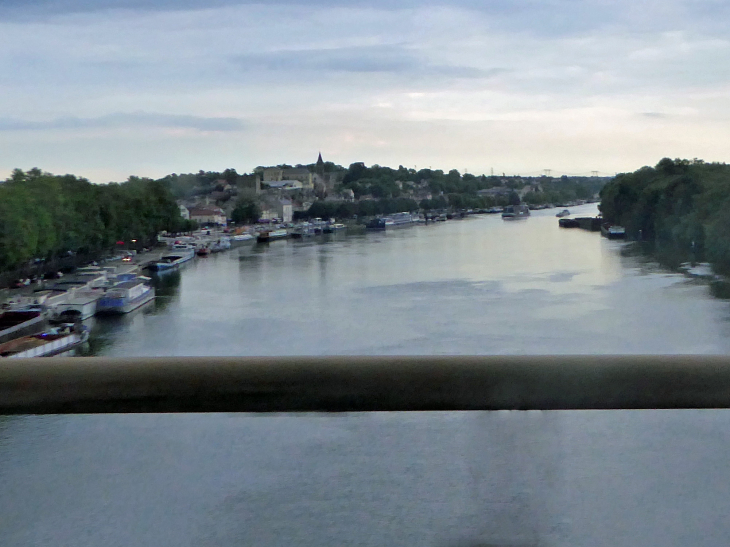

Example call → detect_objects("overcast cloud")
0 0 728 181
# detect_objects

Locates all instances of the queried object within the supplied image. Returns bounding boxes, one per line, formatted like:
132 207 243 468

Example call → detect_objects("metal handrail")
2 355 730 413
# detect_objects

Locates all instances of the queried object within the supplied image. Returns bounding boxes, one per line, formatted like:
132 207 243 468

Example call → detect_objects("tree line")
600 158 730 272
338 162 604 205
0 168 188 272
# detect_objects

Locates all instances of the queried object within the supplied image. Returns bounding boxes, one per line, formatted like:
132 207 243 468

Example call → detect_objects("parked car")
43 271 63 280
11 278 30 288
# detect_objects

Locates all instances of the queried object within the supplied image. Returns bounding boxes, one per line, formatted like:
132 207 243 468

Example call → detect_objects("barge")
0 323 89 358
502 205 530 220
149 246 195 272
257 229 289 243
0 309 48 345
601 224 626 240
96 280 155 314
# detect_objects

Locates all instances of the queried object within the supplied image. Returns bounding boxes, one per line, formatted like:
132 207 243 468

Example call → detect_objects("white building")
178 204 190 220
265 180 303 190
276 199 293 223
188 206 227 226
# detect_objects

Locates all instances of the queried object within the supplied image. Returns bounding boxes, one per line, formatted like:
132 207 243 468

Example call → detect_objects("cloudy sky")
1 0 728 182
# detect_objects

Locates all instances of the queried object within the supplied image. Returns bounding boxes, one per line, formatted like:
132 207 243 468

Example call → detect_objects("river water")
3 203 730 546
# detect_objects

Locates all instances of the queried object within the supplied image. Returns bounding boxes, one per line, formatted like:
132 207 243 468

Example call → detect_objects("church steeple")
315 152 325 176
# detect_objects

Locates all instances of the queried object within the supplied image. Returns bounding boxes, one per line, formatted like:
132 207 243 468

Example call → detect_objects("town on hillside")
173 153 610 226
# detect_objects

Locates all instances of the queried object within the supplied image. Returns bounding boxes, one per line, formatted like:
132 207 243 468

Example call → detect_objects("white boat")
367 212 415 230
52 294 99 322
502 205 530 220
388 212 416 226
0 323 90 358
210 237 231 253
96 280 155 314
323 223 346 233
5 290 68 310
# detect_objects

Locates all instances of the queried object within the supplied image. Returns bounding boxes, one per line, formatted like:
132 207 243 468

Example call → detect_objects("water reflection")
74 204 730 357
709 280 730 300
84 299 156 355
2 410 730 546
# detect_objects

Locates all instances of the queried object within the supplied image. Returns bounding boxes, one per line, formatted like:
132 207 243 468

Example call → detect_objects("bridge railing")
2 355 730 413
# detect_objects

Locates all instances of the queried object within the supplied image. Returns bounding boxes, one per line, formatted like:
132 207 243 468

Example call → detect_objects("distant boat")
322 223 346 234
556 209 570 218
502 205 530 220
388 212 416 226
601 224 626 240
367 212 415 230
210 238 231 253
291 224 316 238
150 245 195 271
257 229 289 243
197 246 210 256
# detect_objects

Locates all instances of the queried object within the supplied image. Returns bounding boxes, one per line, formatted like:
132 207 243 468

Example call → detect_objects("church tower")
315 152 325 177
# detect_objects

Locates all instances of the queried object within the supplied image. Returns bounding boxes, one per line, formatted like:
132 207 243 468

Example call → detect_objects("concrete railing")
2 356 730 413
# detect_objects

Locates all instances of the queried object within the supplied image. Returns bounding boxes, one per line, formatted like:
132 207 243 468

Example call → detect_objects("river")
2 203 730 546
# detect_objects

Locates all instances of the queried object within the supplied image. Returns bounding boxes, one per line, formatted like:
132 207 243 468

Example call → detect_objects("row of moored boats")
0 263 155 358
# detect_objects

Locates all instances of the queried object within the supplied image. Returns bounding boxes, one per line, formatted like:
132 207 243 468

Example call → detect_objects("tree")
231 197 261 224
223 168 238 185
0 169 185 272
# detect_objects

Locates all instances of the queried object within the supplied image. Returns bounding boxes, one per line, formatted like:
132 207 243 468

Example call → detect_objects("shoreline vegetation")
600 158 730 275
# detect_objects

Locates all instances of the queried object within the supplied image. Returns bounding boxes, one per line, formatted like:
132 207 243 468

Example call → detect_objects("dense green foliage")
0 168 185 270
338 162 605 208
231 196 261 224
521 177 597 206
340 163 493 199
600 158 730 271
159 168 242 199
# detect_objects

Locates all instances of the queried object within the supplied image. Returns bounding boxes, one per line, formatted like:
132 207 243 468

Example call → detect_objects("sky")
0 0 729 182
